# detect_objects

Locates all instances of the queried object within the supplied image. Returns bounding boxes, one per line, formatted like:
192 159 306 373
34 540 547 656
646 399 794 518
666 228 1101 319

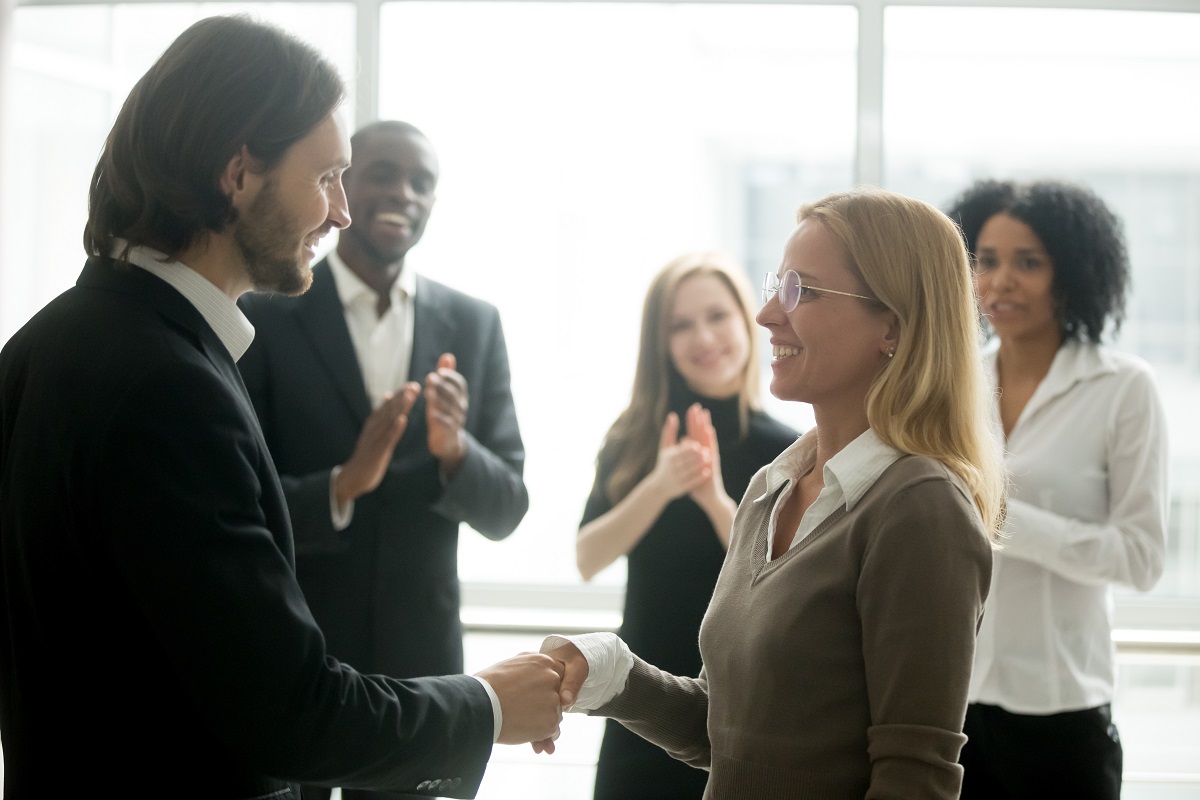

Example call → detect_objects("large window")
883 6 1200 605
879 7 1200 787
0 3 356 341
376 1 856 585
3 1 1200 792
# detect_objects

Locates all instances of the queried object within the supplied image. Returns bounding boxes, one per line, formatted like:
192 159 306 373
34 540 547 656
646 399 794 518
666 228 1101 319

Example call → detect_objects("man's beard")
234 178 315 296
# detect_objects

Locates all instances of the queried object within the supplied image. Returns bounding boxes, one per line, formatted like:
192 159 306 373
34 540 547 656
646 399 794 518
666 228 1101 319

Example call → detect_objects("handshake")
473 641 589 754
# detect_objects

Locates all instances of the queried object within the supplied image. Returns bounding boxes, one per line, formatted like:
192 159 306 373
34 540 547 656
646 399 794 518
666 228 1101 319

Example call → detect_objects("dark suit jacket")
237 260 527 678
0 259 493 798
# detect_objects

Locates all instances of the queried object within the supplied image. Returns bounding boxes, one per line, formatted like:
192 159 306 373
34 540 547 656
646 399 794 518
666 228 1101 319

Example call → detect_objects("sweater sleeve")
858 475 993 800
594 657 712 770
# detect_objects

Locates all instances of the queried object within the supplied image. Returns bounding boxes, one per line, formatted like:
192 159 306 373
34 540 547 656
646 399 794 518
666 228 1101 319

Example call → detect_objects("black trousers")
959 702 1123 800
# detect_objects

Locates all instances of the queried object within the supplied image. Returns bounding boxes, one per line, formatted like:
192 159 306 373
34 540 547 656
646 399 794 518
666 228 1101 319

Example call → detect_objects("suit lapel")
297 261 373 423
409 275 456 383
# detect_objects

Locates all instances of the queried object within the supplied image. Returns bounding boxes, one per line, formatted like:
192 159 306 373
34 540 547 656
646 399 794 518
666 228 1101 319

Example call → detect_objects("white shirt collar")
985 339 1117 423
327 248 417 309
760 426 903 512
828 428 905 510
114 241 255 361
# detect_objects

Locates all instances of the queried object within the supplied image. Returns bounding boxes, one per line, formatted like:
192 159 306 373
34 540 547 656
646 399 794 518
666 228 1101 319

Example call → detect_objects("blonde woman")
545 189 1003 799
576 253 797 800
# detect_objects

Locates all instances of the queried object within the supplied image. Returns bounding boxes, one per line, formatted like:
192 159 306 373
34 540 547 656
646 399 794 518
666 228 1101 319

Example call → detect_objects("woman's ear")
882 311 900 358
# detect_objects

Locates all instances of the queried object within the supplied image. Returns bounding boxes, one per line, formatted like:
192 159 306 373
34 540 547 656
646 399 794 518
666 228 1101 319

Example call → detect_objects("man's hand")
335 382 420 507
476 653 565 747
530 641 589 755
425 353 469 477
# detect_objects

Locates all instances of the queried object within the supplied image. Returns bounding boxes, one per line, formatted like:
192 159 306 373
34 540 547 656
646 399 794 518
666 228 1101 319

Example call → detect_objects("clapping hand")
649 409 713 500
335 382 421 506
685 403 728 510
425 352 469 477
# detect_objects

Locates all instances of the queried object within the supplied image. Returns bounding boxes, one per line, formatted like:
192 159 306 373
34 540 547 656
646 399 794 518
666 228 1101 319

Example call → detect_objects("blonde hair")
601 252 762 504
798 188 1004 537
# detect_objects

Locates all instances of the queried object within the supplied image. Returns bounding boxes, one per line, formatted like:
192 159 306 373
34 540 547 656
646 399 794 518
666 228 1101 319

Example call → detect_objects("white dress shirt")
326 249 417 410
324 250 418 530
118 242 255 361
970 341 1169 714
550 426 904 706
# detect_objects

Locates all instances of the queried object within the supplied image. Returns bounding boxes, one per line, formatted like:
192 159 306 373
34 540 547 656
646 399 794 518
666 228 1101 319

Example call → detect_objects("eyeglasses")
761 270 877 313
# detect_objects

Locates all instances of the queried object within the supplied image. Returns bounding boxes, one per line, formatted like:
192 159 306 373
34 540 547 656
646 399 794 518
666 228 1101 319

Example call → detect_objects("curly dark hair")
944 179 1129 344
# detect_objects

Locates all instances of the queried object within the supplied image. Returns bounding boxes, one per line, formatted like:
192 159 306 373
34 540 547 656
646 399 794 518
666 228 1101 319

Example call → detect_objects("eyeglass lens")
763 271 802 312
780 271 800 312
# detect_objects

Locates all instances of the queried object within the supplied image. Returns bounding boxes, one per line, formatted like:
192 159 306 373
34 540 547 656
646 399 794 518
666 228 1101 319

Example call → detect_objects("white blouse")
970 341 1169 714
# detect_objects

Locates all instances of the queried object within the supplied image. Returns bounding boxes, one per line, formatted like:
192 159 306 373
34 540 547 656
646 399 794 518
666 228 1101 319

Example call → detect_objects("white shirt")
326 249 417 410
551 426 904 708
970 341 1169 714
118 243 255 361
324 250 418 530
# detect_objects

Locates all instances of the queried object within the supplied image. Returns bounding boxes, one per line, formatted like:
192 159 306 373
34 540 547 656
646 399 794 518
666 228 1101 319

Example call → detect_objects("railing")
464 583 1200 658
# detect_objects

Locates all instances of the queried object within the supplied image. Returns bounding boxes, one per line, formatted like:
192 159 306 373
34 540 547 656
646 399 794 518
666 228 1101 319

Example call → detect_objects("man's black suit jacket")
238 260 528 679
0 259 493 798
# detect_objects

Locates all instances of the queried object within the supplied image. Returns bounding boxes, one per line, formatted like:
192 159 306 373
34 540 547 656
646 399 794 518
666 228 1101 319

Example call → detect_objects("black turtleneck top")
580 382 798 677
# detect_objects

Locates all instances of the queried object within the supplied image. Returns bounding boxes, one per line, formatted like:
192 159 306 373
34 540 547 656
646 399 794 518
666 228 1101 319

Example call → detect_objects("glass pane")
0 3 357 342
883 7 1200 603
1115 654 1200 784
377 1 856 585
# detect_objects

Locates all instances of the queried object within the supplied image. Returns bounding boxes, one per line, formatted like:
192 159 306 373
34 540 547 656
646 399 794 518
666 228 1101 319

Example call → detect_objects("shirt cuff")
329 466 354 531
470 674 502 743
540 632 632 712
998 497 1062 561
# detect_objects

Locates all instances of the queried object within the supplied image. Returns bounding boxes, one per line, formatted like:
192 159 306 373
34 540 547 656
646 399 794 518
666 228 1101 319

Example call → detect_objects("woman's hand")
649 411 710 500
685 404 728 508
576 407 728 579
685 403 737 547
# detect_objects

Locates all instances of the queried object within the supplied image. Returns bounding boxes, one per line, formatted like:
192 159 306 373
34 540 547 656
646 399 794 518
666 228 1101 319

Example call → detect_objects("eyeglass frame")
761 270 878 313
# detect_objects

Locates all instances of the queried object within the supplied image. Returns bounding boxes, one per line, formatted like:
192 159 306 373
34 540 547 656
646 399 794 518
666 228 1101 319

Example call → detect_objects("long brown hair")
85 15 345 261
600 252 762 504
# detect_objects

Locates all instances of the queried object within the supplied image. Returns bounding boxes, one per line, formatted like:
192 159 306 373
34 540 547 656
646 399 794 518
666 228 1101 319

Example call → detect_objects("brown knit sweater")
596 454 993 799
